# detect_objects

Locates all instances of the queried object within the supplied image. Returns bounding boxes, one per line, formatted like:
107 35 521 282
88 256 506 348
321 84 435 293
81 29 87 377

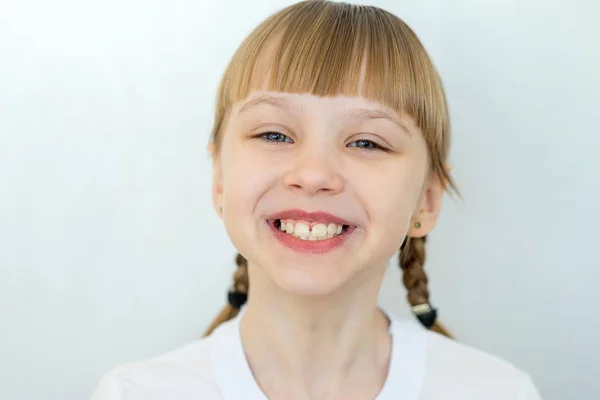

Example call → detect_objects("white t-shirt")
90 308 542 399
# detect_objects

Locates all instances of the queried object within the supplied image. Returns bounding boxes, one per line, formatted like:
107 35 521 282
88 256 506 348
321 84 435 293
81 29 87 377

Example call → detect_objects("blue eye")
257 131 293 143
348 139 385 151
254 132 387 152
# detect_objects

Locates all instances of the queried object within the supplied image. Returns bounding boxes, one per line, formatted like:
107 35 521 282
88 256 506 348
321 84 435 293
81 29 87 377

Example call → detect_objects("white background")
1 0 599 399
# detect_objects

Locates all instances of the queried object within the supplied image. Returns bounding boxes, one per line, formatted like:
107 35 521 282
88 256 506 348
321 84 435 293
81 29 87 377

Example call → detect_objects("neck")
240 264 391 400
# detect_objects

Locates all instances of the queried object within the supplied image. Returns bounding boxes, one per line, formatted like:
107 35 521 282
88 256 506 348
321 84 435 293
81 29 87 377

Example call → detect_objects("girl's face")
211 90 444 297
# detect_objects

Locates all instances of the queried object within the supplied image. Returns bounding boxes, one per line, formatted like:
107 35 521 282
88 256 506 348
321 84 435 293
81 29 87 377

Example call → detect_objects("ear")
407 164 451 238
209 142 224 218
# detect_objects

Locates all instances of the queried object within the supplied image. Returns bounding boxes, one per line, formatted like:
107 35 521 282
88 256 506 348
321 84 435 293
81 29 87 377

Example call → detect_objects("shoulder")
389 318 541 399
90 333 224 400
421 328 541 399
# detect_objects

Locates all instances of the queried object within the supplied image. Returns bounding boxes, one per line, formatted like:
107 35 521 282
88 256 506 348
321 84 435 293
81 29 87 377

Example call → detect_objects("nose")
282 145 344 196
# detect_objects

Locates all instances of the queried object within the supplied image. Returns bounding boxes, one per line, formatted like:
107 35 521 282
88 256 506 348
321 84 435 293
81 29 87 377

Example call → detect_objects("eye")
347 139 387 152
254 131 294 144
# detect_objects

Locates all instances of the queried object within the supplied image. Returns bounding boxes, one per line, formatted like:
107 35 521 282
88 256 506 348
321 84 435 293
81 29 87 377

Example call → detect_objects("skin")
208 64 447 399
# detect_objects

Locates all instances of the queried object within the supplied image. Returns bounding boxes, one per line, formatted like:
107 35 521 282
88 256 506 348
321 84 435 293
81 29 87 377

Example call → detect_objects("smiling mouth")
270 219 351 241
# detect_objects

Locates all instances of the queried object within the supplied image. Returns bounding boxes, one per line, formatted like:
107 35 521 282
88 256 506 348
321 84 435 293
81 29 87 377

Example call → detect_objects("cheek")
355 161 425 239
220 141 275 221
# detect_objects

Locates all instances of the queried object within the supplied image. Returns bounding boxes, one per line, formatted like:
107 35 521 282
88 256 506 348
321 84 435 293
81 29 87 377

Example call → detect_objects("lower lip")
266 220 355 254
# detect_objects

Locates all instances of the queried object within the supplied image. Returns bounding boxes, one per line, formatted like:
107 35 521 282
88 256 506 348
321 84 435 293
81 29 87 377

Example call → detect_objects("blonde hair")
205 0 459 337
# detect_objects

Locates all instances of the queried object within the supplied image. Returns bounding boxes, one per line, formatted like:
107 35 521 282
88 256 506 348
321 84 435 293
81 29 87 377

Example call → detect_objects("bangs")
217 2 440 127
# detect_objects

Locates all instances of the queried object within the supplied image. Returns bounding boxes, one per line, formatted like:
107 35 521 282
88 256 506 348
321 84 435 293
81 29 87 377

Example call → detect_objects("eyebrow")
237 94 411 136
237 94 299 115
342 107 412 136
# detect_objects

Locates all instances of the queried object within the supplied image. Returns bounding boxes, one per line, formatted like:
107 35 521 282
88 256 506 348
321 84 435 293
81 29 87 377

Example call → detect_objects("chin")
265 260 356 298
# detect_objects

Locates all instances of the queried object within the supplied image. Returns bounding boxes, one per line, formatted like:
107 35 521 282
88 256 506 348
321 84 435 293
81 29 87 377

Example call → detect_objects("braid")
400 236 453 338
204 253 249 336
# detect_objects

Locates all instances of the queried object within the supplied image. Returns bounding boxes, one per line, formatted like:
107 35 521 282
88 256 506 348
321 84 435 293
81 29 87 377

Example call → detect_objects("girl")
92 1 542 399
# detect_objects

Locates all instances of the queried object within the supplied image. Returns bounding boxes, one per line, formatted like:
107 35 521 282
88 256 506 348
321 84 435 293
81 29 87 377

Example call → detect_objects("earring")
220 206 223 214
415 221 421 228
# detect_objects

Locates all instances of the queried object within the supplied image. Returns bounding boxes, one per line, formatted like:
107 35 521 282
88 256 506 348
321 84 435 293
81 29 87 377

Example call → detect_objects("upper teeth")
278 219 344 240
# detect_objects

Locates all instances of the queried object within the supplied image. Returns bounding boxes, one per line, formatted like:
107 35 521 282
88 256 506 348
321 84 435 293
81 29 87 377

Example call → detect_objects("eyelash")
254 131 388 152
255 131 293 144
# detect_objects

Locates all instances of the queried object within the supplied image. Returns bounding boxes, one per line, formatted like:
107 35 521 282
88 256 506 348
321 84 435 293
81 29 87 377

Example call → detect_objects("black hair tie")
227 290 248 309
411 303 438 328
